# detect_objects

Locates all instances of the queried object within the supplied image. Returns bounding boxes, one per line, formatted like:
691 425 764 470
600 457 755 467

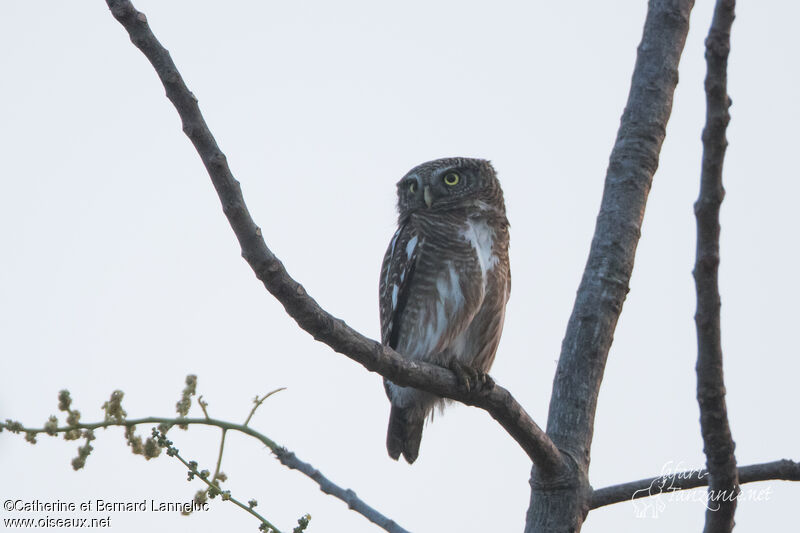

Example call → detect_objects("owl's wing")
379 223 419 349
380 222 486 360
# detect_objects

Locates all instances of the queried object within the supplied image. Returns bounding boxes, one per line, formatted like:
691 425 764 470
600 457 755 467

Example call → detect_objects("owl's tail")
386 405 424 464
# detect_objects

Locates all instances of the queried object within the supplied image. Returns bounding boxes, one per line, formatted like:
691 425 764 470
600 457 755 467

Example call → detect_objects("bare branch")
194 395 228 486
525 1 696 530
103 0 562 473
590 459 800 509
2 417 408 533
245 389 286 427
695 1 738 531
275 449 411 533
211 428 227 484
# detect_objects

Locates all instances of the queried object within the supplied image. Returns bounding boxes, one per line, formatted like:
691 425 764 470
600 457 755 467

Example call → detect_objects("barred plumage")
379 157 511 463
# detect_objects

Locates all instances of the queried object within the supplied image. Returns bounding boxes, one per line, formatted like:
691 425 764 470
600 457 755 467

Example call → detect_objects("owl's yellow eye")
408 182 417 194
443 172 460 186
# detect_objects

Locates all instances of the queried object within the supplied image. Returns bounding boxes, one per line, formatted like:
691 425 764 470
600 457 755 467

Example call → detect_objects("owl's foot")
447 361 495 394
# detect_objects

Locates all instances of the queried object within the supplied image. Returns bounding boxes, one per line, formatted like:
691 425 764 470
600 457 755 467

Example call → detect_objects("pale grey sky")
1 2 798 532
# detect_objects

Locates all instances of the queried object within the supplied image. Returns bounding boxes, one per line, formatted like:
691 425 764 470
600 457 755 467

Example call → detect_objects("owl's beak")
423 186 433 208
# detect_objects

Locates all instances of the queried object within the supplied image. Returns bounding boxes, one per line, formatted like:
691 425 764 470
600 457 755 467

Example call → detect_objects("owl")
379 157 511 464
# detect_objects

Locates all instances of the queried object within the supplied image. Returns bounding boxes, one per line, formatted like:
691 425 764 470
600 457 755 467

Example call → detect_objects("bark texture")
694 1 738 531
524 1 695 531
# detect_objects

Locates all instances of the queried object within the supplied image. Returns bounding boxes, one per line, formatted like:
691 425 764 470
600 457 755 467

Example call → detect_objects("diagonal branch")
590 459 800 509
154 429 285 533
2 417 410 533
694 1 738 531
103 0 563 473
276 449 409 533
525 1 696 531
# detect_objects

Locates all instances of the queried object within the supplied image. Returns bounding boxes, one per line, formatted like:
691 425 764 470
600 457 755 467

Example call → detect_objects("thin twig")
694 1 738 531
195 395 227 484
198 396 211 420
212 428 227 484
590 459 800 509
209 388 285 488
1 417 409 533
245 389 286 427
154 429 283 533
103 0 561 474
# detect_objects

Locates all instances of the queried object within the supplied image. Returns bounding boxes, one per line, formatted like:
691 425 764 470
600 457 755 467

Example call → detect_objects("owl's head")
395 157 505 220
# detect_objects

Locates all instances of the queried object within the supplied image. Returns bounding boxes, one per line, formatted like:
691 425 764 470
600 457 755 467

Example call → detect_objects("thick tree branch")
694 1 737 531
102 0 562 473
525 1 695 531
590 459 800 509
2 417 410 533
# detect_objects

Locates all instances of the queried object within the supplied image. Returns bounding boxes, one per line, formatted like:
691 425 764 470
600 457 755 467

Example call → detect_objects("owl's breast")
459 217 507 282
448 216 510 368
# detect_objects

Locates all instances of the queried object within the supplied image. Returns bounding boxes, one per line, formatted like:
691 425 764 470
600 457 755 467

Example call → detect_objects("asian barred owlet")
379 157 511 464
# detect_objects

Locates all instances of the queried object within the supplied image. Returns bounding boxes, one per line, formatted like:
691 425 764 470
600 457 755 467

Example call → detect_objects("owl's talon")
481 373 496 391
447 361 491 393
472 370 495 393
448 360 474 392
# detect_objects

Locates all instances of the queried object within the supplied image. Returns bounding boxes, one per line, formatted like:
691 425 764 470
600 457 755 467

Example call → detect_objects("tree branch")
103 0 562 474
152 428 286 533
590 459 800 509
2 417 410 533
275 448 409 533
695 1 738 532
525 1 696 531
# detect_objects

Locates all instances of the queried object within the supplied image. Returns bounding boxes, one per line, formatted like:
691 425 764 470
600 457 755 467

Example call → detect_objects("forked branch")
525 1 696 530
1 416 410 533
103 0 563 474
